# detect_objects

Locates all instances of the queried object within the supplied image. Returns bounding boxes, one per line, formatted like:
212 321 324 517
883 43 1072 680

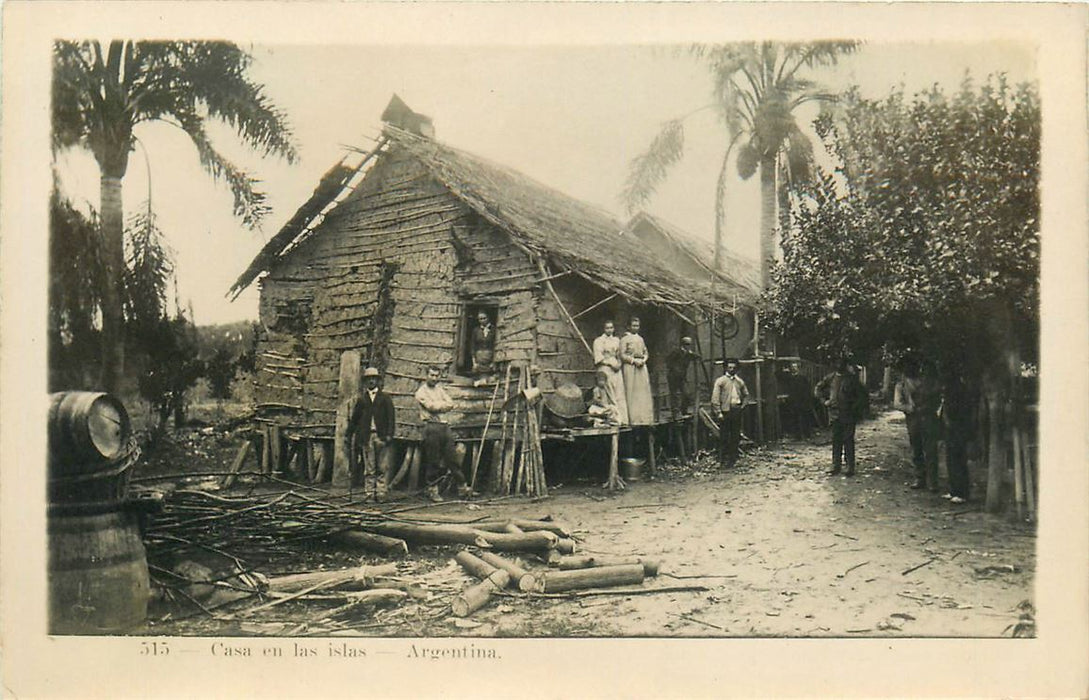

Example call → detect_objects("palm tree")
624 41 859 289
52 40 298 392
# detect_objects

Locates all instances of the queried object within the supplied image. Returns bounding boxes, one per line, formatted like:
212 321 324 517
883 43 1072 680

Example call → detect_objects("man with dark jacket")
815 358 868 476
350 366 396 500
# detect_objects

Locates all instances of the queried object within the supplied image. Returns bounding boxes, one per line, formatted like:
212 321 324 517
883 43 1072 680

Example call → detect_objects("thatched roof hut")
232 100 756 451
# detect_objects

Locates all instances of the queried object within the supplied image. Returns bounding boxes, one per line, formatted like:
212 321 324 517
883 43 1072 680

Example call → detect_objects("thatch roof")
625 211 762 295
232 125 756 313
385 128 754 312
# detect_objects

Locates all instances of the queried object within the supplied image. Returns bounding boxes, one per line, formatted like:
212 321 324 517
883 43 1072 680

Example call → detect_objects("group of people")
893 357 972 502
347 364 470 502
807 354 972 502
588 318 655 427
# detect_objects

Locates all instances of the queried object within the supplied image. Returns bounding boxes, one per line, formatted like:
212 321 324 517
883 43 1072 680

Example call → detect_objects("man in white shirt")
711 357 750 468
414 365 469 499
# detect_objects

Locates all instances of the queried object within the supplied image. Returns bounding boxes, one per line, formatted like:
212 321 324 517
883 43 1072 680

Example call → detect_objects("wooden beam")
538 259 593 358
570 293 619 321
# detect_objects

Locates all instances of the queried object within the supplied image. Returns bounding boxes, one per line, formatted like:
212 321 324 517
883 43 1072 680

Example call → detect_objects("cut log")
327 529 408 557
503 523 524 535
451 569 510 617
471 529 558 552
389 444 413 489
472 518 573 537
555 555 659 577
478 551 532 590
454 550 497 580
363 522 484 547
265 563 398 593
408 443 422 491
555 538 577 555
524 564 645 593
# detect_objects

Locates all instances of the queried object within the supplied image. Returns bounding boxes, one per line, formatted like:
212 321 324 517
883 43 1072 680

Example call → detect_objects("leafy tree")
624 41 859 287
52 40 298 392
767 76 1039 511
136 314 204 437
205 347 237 400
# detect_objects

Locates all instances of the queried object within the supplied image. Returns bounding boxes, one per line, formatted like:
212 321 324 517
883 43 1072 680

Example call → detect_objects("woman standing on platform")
621 316 655 426
593 320 629 425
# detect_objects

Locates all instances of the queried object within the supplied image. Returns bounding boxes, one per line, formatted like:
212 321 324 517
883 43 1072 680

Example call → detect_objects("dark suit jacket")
350 390 396 444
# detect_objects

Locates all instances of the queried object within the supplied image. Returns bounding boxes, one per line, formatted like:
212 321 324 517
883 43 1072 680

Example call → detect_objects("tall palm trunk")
99 173 126 393
758 153 778 290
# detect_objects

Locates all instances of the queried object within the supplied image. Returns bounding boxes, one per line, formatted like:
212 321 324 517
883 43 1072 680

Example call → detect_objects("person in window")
621 316 655 426
349 366 396 501
592 320 629 425
712 357 749 467
414 365 470 500
470 311 495 374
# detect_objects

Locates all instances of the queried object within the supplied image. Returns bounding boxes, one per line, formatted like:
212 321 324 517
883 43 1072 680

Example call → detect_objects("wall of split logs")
256 147 555 442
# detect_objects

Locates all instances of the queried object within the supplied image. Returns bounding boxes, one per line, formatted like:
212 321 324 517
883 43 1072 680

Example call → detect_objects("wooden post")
408 443 422 491
752 312 765 443
221 440 252 489
647 428 657 478
333 350 362 489
1021 427 1036 522
985 388 1005 514
605 427 623 490
269 424 282 474
1012 427 1025 520
316 440 333 483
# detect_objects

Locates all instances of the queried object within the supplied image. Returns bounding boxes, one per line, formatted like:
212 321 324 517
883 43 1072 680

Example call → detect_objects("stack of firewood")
494 368 548 497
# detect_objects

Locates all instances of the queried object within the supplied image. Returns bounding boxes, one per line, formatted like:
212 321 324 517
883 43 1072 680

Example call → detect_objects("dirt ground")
140 409 1035 639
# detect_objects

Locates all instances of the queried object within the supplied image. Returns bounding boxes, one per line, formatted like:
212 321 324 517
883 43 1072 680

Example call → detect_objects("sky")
54 41 1036 326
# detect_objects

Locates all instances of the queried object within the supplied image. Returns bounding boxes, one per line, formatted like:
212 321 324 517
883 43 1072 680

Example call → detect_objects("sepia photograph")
2 2 1087 698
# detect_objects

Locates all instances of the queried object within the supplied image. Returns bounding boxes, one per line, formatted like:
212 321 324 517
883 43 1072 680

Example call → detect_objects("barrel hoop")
48 550 147 572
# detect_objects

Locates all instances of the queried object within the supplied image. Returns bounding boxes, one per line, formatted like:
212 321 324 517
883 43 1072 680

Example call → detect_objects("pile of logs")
142 486 674 629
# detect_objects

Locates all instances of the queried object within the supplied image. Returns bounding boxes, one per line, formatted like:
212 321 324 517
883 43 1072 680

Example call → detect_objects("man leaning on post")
712 357 749 468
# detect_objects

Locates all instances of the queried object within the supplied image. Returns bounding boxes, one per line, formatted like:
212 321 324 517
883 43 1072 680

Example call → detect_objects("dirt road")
393 410 1035 638
146 410 1035 639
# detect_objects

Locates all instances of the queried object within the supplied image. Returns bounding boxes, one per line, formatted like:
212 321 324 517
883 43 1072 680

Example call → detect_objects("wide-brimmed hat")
363 367 381 378
545 382 586 419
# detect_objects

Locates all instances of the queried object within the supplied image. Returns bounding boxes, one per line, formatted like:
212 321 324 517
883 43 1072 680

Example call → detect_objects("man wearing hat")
815 357 868 476
712 357 749 468
349 366 396 500
666 336 700 418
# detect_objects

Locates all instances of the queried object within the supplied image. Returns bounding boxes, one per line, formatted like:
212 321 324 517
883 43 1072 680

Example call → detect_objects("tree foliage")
52 39 297 391
623 42 859 285
766 75 1040 379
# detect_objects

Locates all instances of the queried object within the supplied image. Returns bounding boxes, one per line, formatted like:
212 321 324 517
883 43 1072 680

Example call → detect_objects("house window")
457 302 499 376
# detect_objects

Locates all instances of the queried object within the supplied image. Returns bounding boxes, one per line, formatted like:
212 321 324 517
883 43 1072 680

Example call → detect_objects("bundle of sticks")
493 366 548 498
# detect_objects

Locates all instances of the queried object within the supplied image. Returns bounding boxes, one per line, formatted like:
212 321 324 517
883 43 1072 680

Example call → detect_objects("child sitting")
588 369 620 426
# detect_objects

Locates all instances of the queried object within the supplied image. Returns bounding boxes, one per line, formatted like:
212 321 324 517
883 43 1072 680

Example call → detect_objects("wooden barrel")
48 508 150 634
48 392 131 475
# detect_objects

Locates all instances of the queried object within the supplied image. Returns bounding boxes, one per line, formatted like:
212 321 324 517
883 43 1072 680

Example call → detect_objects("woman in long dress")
620 316 655 425
592 320 629 425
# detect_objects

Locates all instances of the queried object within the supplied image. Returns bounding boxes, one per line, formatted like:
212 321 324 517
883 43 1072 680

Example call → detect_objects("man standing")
415 365 469 500
894 358 942 491
349 366 396 501
665 336 700 418
711 358 749 468
816 358 868 476
470 311 495 374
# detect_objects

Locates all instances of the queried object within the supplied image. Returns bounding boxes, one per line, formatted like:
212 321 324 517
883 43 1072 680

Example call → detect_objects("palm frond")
622 118 686 212
174 107 271 228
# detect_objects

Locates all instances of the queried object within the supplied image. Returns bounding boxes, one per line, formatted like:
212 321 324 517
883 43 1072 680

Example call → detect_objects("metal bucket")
620 457 645 482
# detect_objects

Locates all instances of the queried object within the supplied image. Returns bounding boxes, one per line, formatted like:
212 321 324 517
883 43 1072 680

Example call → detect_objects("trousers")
420 422 465 488
906 412 940 487
718 409 743 466
832 420 857 473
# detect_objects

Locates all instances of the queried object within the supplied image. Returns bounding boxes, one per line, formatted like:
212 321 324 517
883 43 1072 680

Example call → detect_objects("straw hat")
545 382 586 419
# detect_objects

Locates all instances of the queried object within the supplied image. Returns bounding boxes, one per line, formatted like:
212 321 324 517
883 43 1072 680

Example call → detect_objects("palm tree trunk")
99 173 125 393
759 153 778 290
